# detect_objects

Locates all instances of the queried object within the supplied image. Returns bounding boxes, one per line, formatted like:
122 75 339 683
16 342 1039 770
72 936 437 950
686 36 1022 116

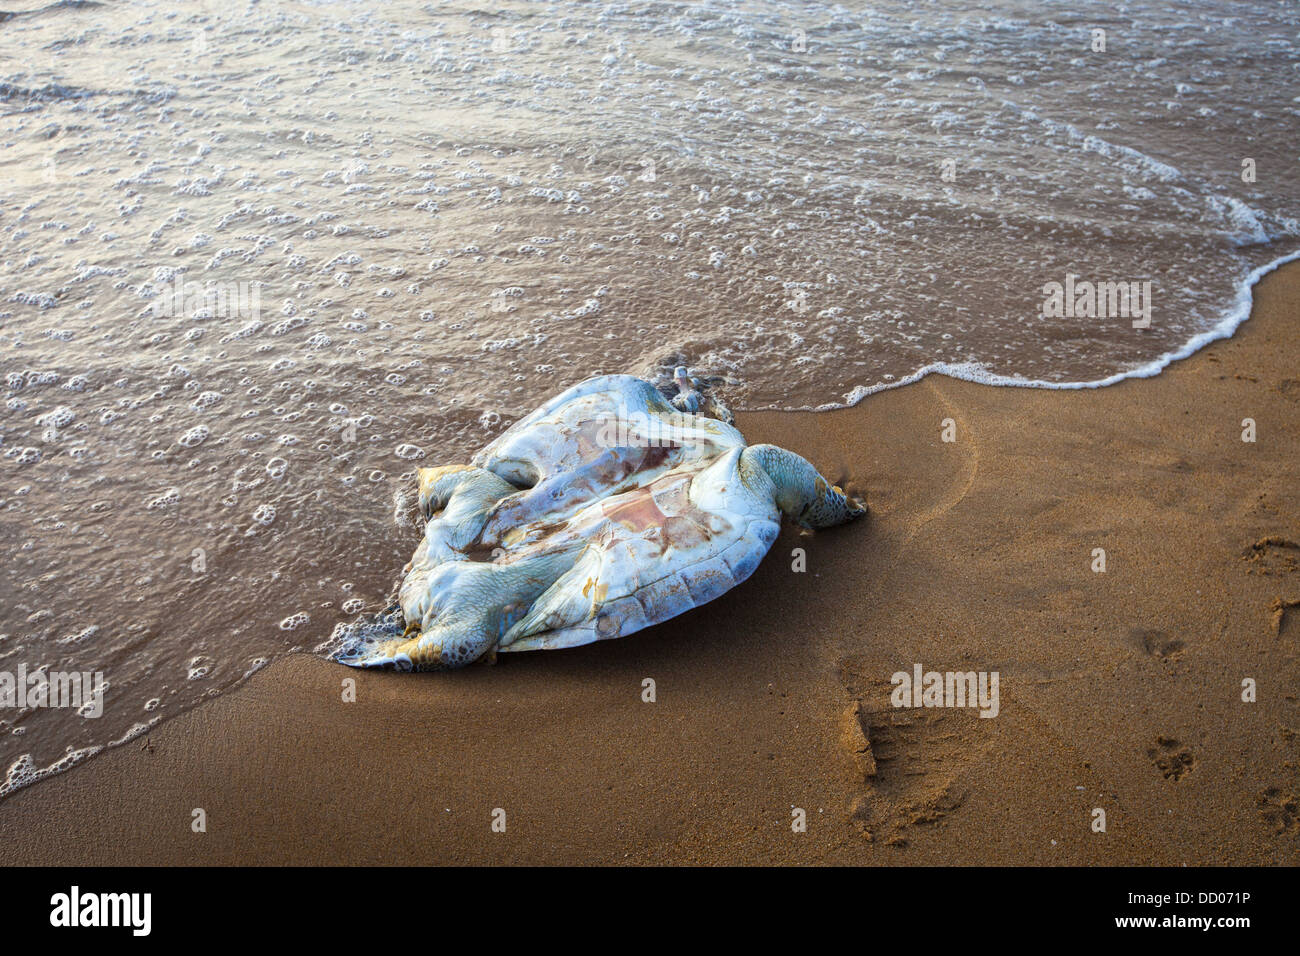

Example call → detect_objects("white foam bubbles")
178 425 210 447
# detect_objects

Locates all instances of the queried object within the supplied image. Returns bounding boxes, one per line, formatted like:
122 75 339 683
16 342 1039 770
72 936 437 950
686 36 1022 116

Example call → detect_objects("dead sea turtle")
329 373 863 670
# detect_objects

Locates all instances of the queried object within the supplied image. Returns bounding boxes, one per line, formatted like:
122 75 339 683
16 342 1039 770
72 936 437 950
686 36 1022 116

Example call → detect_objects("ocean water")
1 0 1297 794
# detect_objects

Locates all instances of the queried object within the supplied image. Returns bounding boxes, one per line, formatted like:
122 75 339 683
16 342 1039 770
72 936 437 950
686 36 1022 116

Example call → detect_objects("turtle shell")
477 376 777 651
497 445 780 652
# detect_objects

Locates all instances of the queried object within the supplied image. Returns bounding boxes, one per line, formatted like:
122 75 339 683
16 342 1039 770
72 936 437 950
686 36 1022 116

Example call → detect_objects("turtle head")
742 444 866 529
801 478 866 529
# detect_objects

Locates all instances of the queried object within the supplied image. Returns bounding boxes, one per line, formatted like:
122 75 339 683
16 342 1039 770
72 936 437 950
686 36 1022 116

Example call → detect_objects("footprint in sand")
1238 537 1299 634
1147 736 1195 782
837 659 985 846
1129 628 1186 662
1241 536 1299 578
1256 786 1299 835
1267 597 1300 637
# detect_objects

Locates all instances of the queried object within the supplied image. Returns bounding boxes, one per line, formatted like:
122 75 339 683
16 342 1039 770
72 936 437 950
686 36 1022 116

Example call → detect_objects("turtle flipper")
375 551 581 669
337 569 509 670
342 615 494 670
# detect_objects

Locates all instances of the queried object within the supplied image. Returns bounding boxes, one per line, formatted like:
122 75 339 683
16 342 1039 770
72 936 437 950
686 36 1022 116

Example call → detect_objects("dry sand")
2 264 1298 866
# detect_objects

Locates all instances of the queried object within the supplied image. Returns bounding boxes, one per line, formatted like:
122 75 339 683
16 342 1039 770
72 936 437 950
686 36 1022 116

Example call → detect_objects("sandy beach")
2 262 1297 867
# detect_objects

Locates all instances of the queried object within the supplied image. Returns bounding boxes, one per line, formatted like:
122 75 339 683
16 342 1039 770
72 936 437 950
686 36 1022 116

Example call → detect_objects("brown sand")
2 265 1298 866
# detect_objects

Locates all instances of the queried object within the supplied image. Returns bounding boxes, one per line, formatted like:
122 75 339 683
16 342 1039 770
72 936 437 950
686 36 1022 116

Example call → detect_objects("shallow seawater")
0 0 1298 793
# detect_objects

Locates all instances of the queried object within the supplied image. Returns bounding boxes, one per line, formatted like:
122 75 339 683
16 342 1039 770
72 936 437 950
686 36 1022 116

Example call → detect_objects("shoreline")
768 245 1300 411
1 262 1298 865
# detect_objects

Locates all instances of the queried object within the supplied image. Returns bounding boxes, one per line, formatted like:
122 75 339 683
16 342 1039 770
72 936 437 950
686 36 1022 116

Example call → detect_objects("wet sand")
2 264 1298 866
